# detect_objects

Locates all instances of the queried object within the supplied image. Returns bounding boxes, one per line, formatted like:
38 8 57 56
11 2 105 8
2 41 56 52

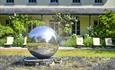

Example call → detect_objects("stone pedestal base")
23 57 54 66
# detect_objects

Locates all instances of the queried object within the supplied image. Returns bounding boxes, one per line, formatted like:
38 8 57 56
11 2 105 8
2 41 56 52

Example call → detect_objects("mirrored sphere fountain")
27 26 59 59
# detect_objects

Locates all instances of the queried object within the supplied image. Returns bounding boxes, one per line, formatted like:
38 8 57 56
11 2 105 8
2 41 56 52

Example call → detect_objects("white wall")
0 0 115 7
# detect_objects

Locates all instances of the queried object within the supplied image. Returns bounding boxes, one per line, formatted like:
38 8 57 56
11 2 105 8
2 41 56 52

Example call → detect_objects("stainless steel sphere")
27 26 59 59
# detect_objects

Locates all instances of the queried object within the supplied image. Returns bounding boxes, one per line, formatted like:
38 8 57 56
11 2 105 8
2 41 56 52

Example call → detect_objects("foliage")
54 13 79 36
13 35 24 47
0 24 13 46
9 14 45 46
100 38 105 47
0 24 13 38
64 34 77 47
0 38 6 46
0 14 45 46
64 24 72 35
10 14 45 36
91 10 115 38
84 35 93 47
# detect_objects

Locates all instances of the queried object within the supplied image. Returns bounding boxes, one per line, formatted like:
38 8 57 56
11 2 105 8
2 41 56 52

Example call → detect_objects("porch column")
89 15 91 26
41 15 43 20
88 15 92 35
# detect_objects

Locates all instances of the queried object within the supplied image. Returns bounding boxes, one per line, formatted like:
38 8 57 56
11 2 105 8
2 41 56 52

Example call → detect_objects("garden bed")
1 48 115 70
0 56 115 70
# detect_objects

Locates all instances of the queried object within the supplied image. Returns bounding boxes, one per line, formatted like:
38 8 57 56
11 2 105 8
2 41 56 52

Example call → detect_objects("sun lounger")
105 38 114 47
4 36 14 47
93 37 101 47
23 36 27 47
76 37 84 47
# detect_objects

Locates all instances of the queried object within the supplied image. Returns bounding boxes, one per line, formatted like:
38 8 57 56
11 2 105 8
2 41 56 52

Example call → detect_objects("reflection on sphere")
27 26 59 59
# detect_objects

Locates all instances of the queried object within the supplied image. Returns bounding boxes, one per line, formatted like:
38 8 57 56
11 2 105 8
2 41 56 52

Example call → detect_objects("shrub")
112 38 115 45
100 38 105 47
0 24 13 38
13 35 24 47
0 38 6 46
91 11 115 38
84 36 93 47
64 34 77 47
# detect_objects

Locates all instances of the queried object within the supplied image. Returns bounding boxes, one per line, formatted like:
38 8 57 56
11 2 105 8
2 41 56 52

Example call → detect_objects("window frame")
50 0 59 5
49 21 60 34
94 0 103 4
72 20 80 35
73 0 80 3
28 0 37 4
6 0 14 4
72 0 81 5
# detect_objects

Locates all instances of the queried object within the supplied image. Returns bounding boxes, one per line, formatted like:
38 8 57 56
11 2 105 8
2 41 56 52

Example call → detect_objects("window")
73 0 80 3
29 0 37 3
94 20 100 27
49 21 60 34
95 0 102 3
6 20 10 25
94 20 98 26
6 0 14 3
50 0 58 3
72 20 80 35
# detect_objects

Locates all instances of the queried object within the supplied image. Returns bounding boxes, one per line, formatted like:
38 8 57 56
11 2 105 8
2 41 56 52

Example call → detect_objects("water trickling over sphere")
27 26 59 59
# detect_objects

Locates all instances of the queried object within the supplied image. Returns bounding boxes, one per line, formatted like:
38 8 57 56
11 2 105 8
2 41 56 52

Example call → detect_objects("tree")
0 14 45 46
91 10 115 38
0 24 14 46
0 24 13 38
10 14 45 36
54 13 79 36
10 14 45 46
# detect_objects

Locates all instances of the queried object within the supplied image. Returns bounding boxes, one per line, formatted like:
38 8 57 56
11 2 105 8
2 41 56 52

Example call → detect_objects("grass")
55 49 115 57
0 48 32 56
0 48 115 57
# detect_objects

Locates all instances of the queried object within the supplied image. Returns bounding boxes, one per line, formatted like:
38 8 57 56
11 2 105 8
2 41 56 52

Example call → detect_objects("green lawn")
0 48 115 57
0 48 31 56
55 49 115 57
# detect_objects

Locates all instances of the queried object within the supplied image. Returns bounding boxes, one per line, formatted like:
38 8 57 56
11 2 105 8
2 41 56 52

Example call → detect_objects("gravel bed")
0 56 115 70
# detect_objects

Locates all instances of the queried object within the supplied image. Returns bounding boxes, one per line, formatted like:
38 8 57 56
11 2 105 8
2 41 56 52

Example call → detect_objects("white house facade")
0 0 115 36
